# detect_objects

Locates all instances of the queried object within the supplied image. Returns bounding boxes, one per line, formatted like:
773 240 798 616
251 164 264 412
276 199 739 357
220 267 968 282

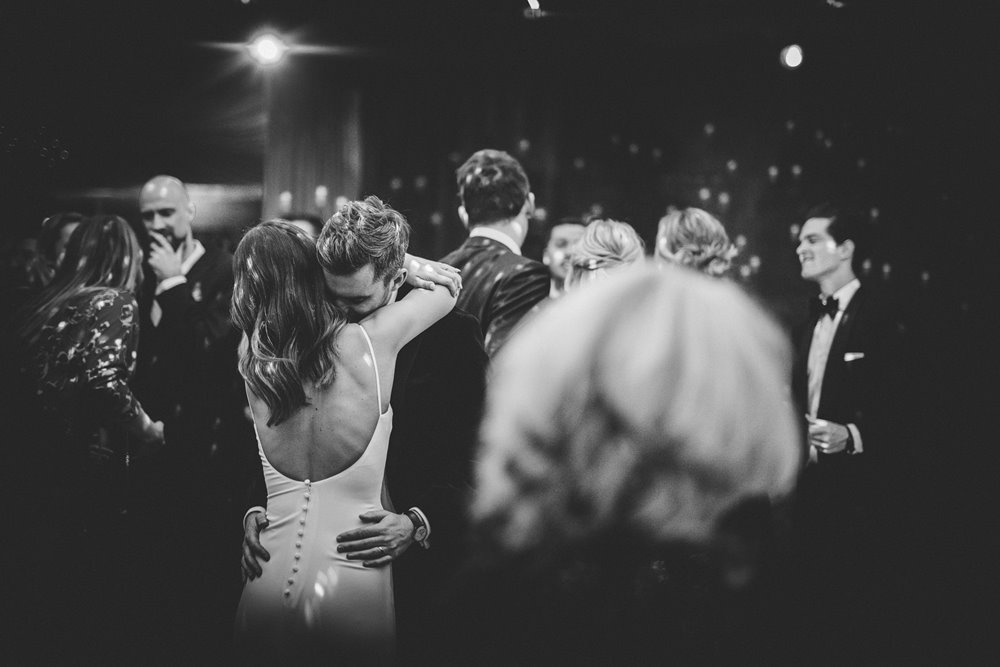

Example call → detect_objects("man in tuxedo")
135 175 242 466
241 202 488 654
440 149 550 356
790 204 905 661
132 175 245 659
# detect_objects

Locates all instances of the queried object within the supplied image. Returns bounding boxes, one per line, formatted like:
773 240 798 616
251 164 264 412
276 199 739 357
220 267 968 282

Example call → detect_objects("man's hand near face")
148 231 184 283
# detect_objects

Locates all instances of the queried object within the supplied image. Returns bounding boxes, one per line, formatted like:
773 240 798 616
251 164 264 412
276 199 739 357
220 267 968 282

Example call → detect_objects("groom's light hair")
316 196 410 283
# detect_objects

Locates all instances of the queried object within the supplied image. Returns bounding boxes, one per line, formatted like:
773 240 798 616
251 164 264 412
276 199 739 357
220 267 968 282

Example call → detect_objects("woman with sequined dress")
1 215 165 662
231 211 457 664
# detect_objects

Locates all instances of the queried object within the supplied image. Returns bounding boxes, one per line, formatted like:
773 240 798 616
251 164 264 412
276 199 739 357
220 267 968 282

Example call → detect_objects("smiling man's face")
796 216 845 282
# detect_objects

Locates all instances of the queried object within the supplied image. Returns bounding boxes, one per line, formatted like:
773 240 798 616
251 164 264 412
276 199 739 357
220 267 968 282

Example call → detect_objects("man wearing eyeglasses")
132 175 245 658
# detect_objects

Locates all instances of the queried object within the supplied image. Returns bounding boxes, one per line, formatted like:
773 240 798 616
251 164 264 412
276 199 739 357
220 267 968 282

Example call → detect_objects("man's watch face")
413 525 428 542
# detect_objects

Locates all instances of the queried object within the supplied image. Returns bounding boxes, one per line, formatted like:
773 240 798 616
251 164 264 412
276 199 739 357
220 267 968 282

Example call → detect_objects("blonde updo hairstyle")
473 264 800 556
566 218 645 288
656 207 737 277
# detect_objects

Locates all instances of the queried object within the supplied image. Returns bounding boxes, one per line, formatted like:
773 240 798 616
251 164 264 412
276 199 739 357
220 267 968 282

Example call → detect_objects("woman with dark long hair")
2 214 164 662
232 210 457 663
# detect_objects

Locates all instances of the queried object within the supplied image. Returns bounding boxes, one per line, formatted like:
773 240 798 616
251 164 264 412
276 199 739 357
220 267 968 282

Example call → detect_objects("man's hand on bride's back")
336 510 415 568
241 510 270 582
405 254 463 296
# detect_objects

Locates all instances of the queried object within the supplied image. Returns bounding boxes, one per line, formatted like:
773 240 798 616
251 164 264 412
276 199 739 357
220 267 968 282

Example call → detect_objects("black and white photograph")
1 0 992 663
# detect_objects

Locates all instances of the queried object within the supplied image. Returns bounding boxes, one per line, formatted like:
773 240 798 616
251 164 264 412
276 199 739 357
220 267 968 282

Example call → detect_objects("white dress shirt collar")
825 277 861 311
469 226 521 255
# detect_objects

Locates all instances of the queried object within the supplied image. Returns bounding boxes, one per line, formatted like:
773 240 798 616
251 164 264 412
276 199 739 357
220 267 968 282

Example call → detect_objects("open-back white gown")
234 326 395 664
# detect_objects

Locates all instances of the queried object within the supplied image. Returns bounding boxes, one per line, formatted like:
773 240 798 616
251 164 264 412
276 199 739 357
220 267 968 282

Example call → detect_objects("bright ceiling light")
248 33 289 66
780 44 803 69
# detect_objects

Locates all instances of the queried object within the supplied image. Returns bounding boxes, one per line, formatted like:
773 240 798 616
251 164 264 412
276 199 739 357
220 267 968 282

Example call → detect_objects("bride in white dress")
230 219 457 664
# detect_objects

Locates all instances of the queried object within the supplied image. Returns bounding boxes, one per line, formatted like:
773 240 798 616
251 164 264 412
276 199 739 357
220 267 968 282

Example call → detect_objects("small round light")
780 44 803 69
698 187 711 202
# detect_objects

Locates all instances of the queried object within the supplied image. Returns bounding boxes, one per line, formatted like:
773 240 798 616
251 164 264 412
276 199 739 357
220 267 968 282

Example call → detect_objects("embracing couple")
231 197 486 664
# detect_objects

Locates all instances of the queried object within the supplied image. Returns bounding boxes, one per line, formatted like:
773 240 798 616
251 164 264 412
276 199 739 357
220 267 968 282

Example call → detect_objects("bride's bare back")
247 323 396 483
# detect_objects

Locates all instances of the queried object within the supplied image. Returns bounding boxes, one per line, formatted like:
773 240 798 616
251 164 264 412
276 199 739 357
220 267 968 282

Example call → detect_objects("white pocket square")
844 352 865 361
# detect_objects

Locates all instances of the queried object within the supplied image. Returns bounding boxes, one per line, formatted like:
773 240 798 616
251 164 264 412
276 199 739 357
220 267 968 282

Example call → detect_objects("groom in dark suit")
440 149 550 357
241 202 488 657
789 204 905 662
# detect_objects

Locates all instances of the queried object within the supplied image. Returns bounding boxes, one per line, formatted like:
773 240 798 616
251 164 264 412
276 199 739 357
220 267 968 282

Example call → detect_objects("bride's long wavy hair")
231 221 347 426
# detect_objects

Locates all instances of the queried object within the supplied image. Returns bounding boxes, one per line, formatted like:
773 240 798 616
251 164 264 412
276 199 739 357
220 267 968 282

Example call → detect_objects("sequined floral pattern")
23 287 141 445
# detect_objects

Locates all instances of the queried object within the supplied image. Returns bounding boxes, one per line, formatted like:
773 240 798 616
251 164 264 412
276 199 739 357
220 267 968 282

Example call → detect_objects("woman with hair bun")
655 206 737 277
565 218 645 289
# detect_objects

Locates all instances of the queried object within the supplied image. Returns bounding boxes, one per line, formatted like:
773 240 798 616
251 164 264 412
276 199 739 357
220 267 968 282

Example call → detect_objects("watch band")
405 508 430 547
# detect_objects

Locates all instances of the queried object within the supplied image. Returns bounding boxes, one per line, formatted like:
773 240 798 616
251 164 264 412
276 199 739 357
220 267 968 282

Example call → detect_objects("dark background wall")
1 0 993 328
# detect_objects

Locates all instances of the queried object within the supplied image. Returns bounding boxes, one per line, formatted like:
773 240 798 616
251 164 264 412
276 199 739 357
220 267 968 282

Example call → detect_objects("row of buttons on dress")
283 480 312 599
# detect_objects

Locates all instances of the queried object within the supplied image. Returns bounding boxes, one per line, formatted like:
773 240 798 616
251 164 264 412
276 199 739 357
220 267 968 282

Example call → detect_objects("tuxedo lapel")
819 285 865 415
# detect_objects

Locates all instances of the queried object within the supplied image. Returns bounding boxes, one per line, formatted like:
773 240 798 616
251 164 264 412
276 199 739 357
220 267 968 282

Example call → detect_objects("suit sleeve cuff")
847 423 863 454
155 275 187 296
408 506 431 548
244 505 266 526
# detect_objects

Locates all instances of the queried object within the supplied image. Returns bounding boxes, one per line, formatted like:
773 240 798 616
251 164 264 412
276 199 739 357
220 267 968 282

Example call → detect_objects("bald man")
132 175 246 659
135 175 239 443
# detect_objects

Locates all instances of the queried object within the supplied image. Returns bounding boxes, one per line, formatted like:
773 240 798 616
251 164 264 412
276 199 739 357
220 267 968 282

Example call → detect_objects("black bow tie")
810 296 839 320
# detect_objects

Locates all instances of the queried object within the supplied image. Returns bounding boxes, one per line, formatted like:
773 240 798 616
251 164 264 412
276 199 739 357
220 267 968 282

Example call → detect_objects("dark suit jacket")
791 282 905 533
133 242 243 461
439 235 549 357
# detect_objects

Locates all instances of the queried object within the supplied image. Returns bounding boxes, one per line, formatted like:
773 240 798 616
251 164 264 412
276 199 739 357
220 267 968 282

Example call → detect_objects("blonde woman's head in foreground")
656 207 737 277
565 218 645 289
473 264 800 555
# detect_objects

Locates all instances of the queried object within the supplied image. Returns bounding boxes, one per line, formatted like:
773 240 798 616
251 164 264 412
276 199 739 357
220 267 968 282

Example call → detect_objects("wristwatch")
405 509 429 543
